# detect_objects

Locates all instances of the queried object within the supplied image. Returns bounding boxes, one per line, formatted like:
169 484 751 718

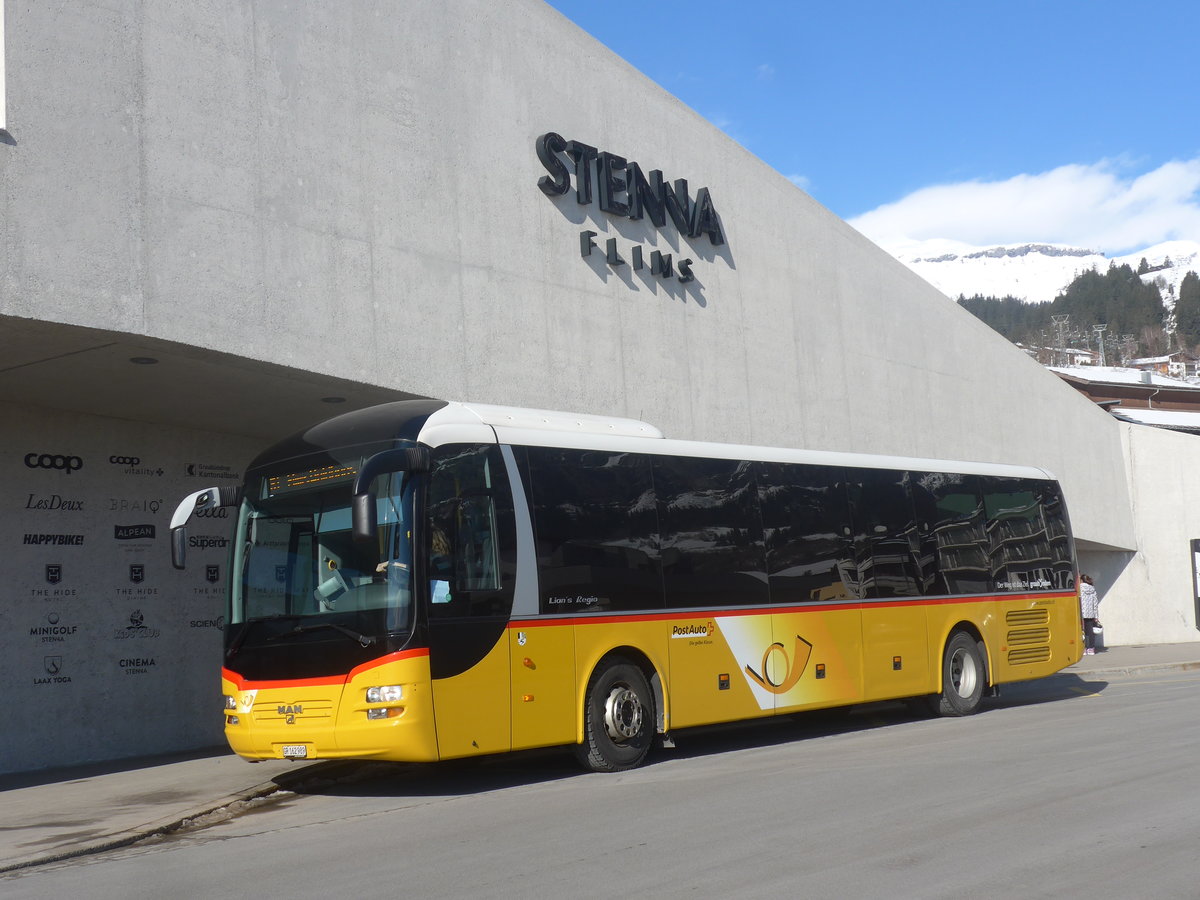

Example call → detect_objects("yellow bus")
170 400 1081 772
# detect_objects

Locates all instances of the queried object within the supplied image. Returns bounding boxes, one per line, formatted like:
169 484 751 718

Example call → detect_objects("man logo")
130 564 145 584
206 565 220 583
45 564 63 585
45 656 63 676
25 453 83 474
109 456 141 466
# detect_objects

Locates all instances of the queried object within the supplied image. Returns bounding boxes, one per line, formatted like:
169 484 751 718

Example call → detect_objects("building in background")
1 0 1196 774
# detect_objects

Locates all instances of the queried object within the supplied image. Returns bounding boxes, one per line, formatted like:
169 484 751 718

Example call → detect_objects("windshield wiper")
266 622 376 648
226 614 300 659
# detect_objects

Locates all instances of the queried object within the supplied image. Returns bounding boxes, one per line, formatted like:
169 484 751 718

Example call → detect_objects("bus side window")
981 476 1054 592
454 492 500 592
655 455 767 609
914 471 989 596
427 444 515 618
757 462 852 605
846 468 921 599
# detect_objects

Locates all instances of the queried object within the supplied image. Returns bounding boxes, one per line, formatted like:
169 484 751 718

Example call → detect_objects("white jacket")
1080 581 1100 619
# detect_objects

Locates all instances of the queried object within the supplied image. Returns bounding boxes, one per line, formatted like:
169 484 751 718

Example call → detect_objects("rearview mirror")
169 485 241 569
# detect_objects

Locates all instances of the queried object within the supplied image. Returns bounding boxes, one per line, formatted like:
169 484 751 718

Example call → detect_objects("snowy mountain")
885 238 1200 306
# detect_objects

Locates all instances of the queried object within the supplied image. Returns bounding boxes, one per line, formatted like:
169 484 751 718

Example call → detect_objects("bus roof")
420 401 1057 482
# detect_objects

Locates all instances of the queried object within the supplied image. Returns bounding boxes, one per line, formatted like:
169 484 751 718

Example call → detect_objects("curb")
1068 659 1200 679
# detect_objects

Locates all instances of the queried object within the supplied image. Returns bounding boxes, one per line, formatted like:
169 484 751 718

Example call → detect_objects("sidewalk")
0 749 336 873
3 641 1199 874
1063 640 1200 677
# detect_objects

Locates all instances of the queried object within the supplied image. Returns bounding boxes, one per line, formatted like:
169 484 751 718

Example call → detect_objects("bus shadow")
273 752 583 799
990 672 1110 708
276 675 1108 798
272 710 910 798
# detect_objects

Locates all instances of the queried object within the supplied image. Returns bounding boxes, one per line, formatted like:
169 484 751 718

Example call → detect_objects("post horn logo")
744 635 814 694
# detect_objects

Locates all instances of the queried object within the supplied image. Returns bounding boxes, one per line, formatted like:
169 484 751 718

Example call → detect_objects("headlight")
366 685 403 704
224 694 237 710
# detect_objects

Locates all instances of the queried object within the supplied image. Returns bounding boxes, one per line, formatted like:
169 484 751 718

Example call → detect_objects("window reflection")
655 457 767 608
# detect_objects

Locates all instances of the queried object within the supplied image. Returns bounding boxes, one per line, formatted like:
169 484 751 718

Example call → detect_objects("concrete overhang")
1 315 416 441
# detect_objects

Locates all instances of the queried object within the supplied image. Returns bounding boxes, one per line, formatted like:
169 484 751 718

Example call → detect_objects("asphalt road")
5 667 1199 899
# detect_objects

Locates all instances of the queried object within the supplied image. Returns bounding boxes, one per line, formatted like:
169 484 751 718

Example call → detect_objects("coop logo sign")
25 453 83 474
536 132 726 285
111 455 165 477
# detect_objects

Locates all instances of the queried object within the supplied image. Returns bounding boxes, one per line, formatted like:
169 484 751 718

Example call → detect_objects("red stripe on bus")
509 592 1075 628
222 648 430 691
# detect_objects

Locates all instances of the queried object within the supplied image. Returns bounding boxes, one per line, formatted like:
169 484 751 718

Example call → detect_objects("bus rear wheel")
575 658 654 772
933 631 986 716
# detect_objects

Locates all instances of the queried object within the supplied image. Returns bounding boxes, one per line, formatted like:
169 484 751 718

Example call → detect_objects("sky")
543 0 1200 255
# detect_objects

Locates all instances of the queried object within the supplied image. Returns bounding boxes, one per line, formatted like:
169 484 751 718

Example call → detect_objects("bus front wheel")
933 631 986 717
575 658 654 772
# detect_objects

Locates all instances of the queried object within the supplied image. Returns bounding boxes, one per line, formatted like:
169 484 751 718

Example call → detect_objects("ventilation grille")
1008 626 1051 646
1006 608 1052 665
1006 608 1049 626
1008 646 1052 665
253 699 334 723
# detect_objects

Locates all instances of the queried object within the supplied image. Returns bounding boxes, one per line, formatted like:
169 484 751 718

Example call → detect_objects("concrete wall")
1 401 258 774
0 0 1134 550
1078 424 1200 646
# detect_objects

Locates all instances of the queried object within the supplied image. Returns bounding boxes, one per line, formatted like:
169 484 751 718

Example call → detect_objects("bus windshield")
229 470 416 633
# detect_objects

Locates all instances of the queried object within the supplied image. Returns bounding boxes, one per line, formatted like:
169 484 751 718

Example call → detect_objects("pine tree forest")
958 263 1200 364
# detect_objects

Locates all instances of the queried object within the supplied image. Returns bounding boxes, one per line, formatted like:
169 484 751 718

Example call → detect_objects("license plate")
281 744 308 759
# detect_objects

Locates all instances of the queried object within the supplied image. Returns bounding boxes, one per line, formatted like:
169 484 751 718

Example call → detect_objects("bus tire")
934 631 986 717
574 658 654 772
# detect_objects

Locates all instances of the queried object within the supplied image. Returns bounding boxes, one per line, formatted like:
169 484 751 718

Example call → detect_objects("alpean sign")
536 132 725 284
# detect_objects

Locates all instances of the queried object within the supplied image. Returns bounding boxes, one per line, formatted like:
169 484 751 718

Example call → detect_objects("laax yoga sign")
536 132 726 284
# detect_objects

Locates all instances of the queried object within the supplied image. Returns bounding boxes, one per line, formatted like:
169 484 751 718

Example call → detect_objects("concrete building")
1 0 1195 774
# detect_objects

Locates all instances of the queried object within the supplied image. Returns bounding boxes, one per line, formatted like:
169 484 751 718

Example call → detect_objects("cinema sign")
536 132 726 284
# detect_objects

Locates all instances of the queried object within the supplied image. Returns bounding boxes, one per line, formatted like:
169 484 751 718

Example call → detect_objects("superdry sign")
536 132 726 285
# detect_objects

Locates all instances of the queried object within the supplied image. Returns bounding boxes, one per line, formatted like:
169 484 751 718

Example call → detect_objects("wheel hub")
602 684 643 742
950 648 979 698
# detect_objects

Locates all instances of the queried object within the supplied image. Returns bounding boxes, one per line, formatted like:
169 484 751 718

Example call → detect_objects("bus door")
758 463 865 714
851 470 930 700
426 445 516 759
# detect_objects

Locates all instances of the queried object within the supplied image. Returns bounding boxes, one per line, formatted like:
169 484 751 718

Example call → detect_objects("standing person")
1079 574 1101 655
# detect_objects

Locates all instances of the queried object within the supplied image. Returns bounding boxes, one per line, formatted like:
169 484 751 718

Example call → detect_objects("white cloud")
756 63 775 81
849 158 1200 255
786 173 811 191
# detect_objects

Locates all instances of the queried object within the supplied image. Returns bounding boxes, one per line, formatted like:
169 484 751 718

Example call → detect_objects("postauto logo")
25 453 83 474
